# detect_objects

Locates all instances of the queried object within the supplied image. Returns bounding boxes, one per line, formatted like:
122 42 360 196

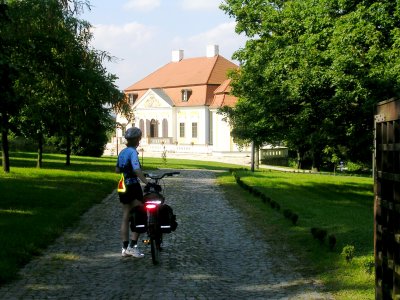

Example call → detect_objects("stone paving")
0 170 334 300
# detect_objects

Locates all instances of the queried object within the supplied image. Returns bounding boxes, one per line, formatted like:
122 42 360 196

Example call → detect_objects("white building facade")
107 46 251 158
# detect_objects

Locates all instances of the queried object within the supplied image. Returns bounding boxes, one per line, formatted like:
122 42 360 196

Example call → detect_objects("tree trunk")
255 144 259 169
296 150 304 169
250 141 255 172
36 130 43 168
312 149 322 172
66 131 71 166
1 112 10 173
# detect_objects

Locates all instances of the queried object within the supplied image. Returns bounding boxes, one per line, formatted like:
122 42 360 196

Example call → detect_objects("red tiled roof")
124 55 238 91
213 79 232 94
210 79 238 108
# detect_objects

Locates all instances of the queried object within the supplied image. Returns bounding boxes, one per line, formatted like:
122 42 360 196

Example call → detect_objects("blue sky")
81 0 247 90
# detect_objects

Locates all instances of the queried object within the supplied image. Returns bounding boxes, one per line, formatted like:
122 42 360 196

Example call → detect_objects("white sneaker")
126 245 144 258
121 248 131 257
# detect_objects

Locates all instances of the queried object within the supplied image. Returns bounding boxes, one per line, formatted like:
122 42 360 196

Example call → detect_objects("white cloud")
184 21 247 60
181 0 219 11
90 22 156 51
124 0 161 12
88 22 159 89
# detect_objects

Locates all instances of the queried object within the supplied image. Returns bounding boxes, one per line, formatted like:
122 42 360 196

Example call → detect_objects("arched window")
150 119 158 138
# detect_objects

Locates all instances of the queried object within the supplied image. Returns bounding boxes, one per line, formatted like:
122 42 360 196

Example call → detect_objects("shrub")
283 209 293 219
316 229 327 244
341 245 355 263
260 194 268 203
252 189 262 197
362 256 375 274
346 161 363 172
328 234 337 250
311 227 327 244
311 227 318 238
290 213 298 225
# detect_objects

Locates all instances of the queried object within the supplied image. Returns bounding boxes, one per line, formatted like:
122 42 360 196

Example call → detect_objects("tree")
0 0 86 171
1 0 126 170
0 1 22 173
10 0 71 168
220 0 400 170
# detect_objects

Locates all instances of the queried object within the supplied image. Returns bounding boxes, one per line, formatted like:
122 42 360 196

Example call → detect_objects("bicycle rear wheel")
150 236 160 265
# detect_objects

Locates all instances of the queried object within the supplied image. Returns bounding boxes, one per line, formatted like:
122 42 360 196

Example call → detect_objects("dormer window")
128 93 138 105
181 89 192 102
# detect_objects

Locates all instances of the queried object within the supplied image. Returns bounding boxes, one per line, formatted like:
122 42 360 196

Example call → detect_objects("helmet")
125 127 142 139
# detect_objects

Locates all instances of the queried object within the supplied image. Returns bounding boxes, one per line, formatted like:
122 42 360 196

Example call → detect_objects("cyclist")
116 127 149 257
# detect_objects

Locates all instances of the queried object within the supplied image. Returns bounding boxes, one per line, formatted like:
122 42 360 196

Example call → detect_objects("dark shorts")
118 182 144 204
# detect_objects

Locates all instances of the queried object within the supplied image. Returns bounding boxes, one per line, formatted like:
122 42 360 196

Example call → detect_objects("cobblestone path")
0 170 334 299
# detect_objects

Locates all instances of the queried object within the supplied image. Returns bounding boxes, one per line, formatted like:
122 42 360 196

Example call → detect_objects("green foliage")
0 0 126 171
362 256 375 275
219 0 400 170
161 143 167 165
328 234 337 251
346 161 363 172
311 227 328 244
341 245 356 263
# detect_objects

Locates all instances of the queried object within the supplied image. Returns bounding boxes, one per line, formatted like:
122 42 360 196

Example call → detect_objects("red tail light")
145 200 162 210
145 204 157 210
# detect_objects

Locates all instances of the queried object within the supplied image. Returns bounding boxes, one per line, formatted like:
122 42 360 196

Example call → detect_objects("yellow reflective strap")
117 174 126 193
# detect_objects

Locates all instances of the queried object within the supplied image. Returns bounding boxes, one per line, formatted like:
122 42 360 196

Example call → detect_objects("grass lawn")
216 169 375 300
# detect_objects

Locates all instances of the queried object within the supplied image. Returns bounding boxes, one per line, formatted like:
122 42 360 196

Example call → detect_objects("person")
115 127 149 257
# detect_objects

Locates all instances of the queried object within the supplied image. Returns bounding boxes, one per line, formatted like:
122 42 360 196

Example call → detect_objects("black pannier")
130 205 147 233
158 204 177 233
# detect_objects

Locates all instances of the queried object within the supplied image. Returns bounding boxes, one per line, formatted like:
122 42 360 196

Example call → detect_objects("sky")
81 0 248 91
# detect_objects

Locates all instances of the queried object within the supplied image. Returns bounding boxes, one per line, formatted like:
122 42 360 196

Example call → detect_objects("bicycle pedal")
143 239 150 245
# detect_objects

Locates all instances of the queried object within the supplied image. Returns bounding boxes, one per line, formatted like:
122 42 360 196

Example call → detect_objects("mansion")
107 45 252 158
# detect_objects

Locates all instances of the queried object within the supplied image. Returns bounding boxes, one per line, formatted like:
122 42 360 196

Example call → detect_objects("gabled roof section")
213 79 232 94
133 88 174 109
210 79 238 109
125 55 238 91
151 88 174 106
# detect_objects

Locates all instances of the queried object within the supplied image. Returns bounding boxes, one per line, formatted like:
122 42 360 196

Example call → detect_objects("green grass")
216 169 374 300
0 153 119 284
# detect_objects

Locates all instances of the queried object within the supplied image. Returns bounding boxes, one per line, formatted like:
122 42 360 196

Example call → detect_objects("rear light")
145 204 157 210
145 200 162 210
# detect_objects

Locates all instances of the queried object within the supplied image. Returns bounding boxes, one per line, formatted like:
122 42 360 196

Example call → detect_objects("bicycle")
130 171 179 265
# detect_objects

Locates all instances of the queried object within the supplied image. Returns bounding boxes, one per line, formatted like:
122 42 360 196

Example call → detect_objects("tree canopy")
220 0 400 170
0 0 129 172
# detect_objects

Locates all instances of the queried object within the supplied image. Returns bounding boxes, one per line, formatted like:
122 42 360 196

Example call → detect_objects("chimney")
206 44 219 58
172 49 184 62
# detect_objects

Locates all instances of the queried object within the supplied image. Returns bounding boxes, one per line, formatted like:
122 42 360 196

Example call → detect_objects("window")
150 119 157 137
181 89 192 102
179 123 185 138
128 93 138 105
192 122 197 138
